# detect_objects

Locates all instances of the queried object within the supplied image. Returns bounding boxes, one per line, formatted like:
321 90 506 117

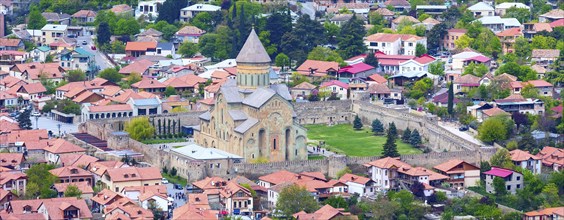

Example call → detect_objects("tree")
364 52 378 67
353 115 362 130
25 164 58 199
428 60 445 76
455 34 473 49
324 196 347 209
164 86 176 97
124 117 156 141
495 62 537 81
17 109 32 130
27 6 47 30
402 128 411 142
388 122 397 140
415 43 427 57
337 14 366 59
490 148 513 169
178 42 198 58
493 177 508 196
478 117 509 144
426 23 447 51
531 35 558 49
518 131 537 152
410 181 425 198
410 129 421 147
336 167 352 179
266 11 292 52
170 167 177 176
66 70 86 82
324 22 340 44
120 72 142 89
307 46 344 63
521 84 540 99
98 68 123 83
64 185 82 198
503 6 531 23
447 82 454 115
383 130 400 157
191 12 214 32
156 0 187 23
276 185 319 216
274 53 290 71
514 36 531 63
97 21 111 46
408 78 433 99
372 119 384 135
147 200 164 220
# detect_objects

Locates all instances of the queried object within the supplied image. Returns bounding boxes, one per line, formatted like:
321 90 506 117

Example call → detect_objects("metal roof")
234 117 258 134
235 29 271 63
172 143 243 160
220 86 243 103
131 98 161 106
228 110 248 121
270 84 292 101
199 111 211 121
242 87 276 108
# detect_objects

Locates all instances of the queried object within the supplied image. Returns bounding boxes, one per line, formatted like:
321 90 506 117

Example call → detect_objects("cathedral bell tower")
235 28 271 89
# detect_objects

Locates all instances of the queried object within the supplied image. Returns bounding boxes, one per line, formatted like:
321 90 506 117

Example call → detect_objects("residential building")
43 139 86 164
162 74 206 94
510 149 542 175
481 107 510 121
0 38 24 51
385 0 410 12
338 173 376 197
523 80 554 97
475 16 521 33
296 60 339 79
169 143 243 180
0 153 24 170
0 189 16 211
6 198 92 220
118 59 153 75
391 16 420 30
0 171 26 195
59 48 96 74
433 159 480 188
268 182 295 208
415 5 448 15
364 33 427 56
41 12 71 25
179 4 221 22
539 9 564 23
330 14 367 27
337 63 376 79
135 0 166 21
364 157 412 191
111 4 134 16
496 27 522 53
100 167 162 193
432 90 459 107
373 8 395 22
468 2 495 17
125 41 157 57
523 23 553 40
40 25 67 46
121 185 168 213
368 83 402 101
175 26 206 43
419 17 441 31
58 154 98 167
258 170 314 189
450 50 488 70
131 78 166 93
495 2 530 16
86 161 127 184
484 167 523 195
536 146 564 171
531 49 560 67
442 29 467 50
389 71 436 86
494 94 544 115
71 10 96 24
398 54 436 74
320 80 349 100
453 74 480 95
524 207 564 220
374 52 415 74
49 166 94 187
53 182 94 202
293 204 358 220
172 203 216 220
290 82 316 100
136 28 162 42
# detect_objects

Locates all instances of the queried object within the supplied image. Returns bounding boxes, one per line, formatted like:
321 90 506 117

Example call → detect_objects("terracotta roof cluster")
58 154 99 167
122 185 167 201
49 166 93 178
131 78 166 90
172 204 216 220
453 74 480 86
119 59 153 75
53 181 94 194
12 63 64 80
163 74 206 89
293 204 357 220
104 166 162 182
537 146 564 168
7 198 92 219
0 38 21 47
433 159 479 174
366 33 423 42
43 139 85 154
0 153 24 168
296 60 339 77
532 49 560 58
510 149 540 162
365 157 448 181
339 173 372 185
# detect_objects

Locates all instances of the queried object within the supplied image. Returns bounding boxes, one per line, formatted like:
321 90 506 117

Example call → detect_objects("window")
209 164 213 169
507 185 511 190
516 176 520 181
517 184 521 189
408 43 413 46
115 187 119 192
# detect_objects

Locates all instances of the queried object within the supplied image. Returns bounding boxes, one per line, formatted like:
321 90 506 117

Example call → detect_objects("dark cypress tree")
337 14 366 59
518 131 537 152
17 109 32 130
364 51 379 67
388 122 397 140
402 128 412 143
410 129 422 147
371 119 384 135
353 115 363 130
447 82 454 116
382 131 400 157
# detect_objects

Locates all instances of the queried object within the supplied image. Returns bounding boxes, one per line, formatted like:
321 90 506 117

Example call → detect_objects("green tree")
521 84 540 98
503 6 531 23
178 42 198 58
323 196 347 209
307 46 344 63
110 40 126 53
114 17 140 36
493 176 508 196
478 116 510 144
372 119 384 135
447 83 454 115
17 109 32 130
125 117 156 141
258 31 277 56
531 35 558 49
276 185 319 216
120 72 142 89
147 200 164 220
27 6 47 30
401 128 411 142
336 167 352 179
337 14 366 59
514 36 531 63
455 34 473 49
191 12 214 32
388 122 398 140
146 21 178 41
415 43 427 57
426 23 447 51
156 0 187 23
275 53 290 71
364 52 378 67
428 60 445 76
495 62 537 81
383 129 400 157
164 86 176 97
64 185 82 198
266 11 292 52
410 129 421 147
25 163 58 198
97 21 111 45
490 148 514 169
518 131 537 152
409 78 433 99
353 115 363 130
66 70 86 82
98 68 123 83
324 22 340 44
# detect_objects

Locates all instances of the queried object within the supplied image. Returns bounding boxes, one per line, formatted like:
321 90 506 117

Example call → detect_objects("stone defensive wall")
293 100 354 125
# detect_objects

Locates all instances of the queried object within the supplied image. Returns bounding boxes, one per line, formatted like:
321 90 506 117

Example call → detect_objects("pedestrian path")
307 146 345 158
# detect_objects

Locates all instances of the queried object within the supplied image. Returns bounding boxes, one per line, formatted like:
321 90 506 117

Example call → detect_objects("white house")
267 182 293 208
364 157 412 191
320 80 349 100
484 167 523 195
476 16 521 33
509 149 542 175
338 173 376 197
179 4 221 22
364 33 427 56
135 0 166 21
495 2 530 16
468 2 495 17
398 54 437 74
156 42 175 57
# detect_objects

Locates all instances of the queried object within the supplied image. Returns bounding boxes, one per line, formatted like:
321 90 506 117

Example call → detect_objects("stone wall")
294 100 354 125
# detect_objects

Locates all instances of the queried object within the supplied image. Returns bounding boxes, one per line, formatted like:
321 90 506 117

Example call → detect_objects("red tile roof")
87 104 132 113
526 79 553 87
58 154 99 167
413 54 436 64
367 74 387 84
21 82 46 94
339 173 371 185
43 139 85 154
320 80 349 89
119 59 153 75
510 149 540 162
296 60 339 75
482 107 510 117
366 33 423 42
448 28 468 33
131 78 166 89
537 146 564 168
259 170 314 185
0 153 24 168
550 19 564 27
125 41 157 51
496 27 522 37
364 157 411 169
338 63 375 74
464 55 491 63
0 38 21 47
433 159 479 173
105 167 162 182
176 26 206 36
53 181 94 194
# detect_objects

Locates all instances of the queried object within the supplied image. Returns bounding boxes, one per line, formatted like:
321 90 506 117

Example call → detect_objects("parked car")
174 184 183 190
459 125 469 131
9 112 16 117
161 178 169 184
82 40 87 45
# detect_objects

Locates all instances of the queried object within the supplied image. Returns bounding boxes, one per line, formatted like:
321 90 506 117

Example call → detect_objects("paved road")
76 35 115 73
31 115 79 135
166 183 186 208
438 121 484 146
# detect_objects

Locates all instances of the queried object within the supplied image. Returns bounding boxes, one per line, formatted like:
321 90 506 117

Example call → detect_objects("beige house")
101 167 162 193
434 159 480 188
40 25 67 46
484 167 523 195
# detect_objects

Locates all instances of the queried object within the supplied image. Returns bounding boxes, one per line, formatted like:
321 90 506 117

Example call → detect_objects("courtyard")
305 124 422 157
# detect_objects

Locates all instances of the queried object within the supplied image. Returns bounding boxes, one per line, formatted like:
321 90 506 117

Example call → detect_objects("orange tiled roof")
125 41 157 51
118 59 153 75
482 107 510 117
537 146 564 168
366 33 423 42
496 27 522 37
58 154 99 167
433 159 479 173
49 166 92 178
364 157 411 169
0 153 24 168
43 139 85 154
510 149 541 162
339 173 371 185
296 60 339 75
131 78 166 89
259 170 314 185
105 166 162 182
53 181 94 194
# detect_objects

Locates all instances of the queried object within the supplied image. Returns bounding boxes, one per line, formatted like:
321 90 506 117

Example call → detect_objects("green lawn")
162 172 187 186
308 155 325 160
305 124 422 156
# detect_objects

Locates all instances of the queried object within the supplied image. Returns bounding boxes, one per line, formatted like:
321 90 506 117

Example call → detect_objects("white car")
31 112 41 117
161 178 169 184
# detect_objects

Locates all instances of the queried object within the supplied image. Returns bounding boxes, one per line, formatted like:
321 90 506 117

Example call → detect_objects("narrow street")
76 35 115 72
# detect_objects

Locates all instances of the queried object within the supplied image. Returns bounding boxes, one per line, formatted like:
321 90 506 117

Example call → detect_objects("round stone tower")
235 28 272 89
